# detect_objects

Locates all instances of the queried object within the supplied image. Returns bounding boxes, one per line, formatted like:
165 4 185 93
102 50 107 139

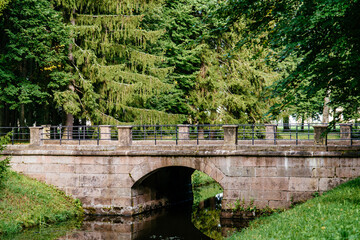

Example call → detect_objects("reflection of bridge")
3 124 360 216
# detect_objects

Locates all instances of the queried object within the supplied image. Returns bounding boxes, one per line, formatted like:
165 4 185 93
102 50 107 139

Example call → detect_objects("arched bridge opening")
131 165 224 214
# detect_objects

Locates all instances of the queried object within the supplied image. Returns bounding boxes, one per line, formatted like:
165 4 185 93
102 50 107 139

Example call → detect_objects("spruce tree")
53 0 186 125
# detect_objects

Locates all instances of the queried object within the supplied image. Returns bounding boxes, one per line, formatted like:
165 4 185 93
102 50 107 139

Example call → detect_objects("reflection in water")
58 205 210 240
8 185 253 239
192 195 251 239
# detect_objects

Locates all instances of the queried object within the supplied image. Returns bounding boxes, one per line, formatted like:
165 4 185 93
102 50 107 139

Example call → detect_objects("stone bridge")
3 125 360 216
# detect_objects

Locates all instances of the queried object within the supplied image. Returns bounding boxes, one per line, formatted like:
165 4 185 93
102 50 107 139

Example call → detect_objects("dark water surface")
5 197 249 240
55 198 249 240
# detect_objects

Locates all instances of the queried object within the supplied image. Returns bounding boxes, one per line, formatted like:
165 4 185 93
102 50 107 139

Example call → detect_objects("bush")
0 133 11 187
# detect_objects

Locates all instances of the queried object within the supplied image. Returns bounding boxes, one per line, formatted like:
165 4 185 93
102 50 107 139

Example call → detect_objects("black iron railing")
1 123 359 146
0 127 30 144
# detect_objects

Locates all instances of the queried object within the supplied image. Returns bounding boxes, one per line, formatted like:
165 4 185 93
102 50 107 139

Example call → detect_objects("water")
6 187 251 239
54 196 249 240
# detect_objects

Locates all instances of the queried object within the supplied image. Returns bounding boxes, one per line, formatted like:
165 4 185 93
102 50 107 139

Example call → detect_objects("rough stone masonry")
4 142 360 216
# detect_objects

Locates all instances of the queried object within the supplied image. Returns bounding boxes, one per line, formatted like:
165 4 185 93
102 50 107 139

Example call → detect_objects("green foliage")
0 0 10 16
50 0 186 125
0 133 11 187
0 171 83 235
215 0 360 121
192 170 217 187
0 0 72 125
228 177 360 240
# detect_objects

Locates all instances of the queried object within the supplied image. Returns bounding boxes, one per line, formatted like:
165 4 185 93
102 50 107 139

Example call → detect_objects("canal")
5 174 251 240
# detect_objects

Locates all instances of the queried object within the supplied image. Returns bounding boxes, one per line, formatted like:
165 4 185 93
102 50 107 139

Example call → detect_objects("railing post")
29 126 43 146
265 124 277 145
41 125 51 139
339 123 352 139
313 125 328 145
117 126 132 146
223 125 238 145
99 125 112 141
340 123 352 145
177 124 190 144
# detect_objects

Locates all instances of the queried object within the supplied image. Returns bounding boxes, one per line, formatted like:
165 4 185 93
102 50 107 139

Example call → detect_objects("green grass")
0 171 83 235
228 177 360 240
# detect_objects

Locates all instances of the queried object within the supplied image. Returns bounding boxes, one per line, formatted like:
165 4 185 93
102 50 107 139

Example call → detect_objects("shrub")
0 133 11 187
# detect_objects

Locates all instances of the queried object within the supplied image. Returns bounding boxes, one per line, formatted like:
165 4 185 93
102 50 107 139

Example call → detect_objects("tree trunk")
283 115 290 132
301 114 305 131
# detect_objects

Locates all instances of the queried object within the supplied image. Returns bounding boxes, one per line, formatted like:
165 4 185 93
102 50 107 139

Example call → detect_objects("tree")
214 0 360 121
0 0 72 126
0 0 10 16
52 0 186 125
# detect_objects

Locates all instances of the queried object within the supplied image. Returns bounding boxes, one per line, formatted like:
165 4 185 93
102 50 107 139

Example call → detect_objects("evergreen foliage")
0 0 72 126
52 0 186 125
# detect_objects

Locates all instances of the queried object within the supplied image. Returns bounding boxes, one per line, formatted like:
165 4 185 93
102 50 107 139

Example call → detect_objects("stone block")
338 158 354 167
58 164 75 173
319 178 345 191
221 177 251 190
79 175 108 188
276 167 312 177
26 164 44 173
111 198 132 206
107 174 133 188
255 167 278 177
93 197 112 206
220 166 255 177
251 177 289 191
289 192 314 203
255 191 287 201
336 167 360 178
101 188 132 197
255 157 278 167
312 167 335 178
289 177 318 191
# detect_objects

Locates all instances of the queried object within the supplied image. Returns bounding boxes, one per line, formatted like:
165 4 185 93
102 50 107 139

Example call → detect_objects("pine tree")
53 0 186 125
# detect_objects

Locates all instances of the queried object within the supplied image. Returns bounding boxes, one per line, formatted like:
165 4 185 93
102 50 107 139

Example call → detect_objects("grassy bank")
0 171 83 235
228 177 360 240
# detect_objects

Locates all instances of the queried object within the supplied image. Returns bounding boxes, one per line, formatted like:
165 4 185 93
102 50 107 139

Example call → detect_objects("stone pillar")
265 124 277 140
223 125 238 145
198 127 205 140
339 123 352 140
117 126 132 146
29 127 43 146
177 125 190 140
41 125 51 139
99 125 112 140
313 125 328 145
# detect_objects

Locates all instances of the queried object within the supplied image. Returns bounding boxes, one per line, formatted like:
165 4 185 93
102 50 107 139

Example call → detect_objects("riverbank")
228 177 360 239
0 171 83 236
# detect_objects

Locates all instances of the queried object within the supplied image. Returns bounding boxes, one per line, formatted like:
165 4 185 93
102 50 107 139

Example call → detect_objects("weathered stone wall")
4 144 360 216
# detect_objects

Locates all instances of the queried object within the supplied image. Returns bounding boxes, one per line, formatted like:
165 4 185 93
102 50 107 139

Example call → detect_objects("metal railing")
132 124 224 145
40 125 118 145
1 123 359 146
0 127 30 144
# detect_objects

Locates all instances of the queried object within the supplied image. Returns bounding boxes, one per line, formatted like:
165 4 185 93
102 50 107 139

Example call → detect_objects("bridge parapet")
2 123 360 147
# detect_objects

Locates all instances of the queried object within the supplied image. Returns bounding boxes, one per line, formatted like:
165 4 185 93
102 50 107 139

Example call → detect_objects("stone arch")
129 157 225 189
